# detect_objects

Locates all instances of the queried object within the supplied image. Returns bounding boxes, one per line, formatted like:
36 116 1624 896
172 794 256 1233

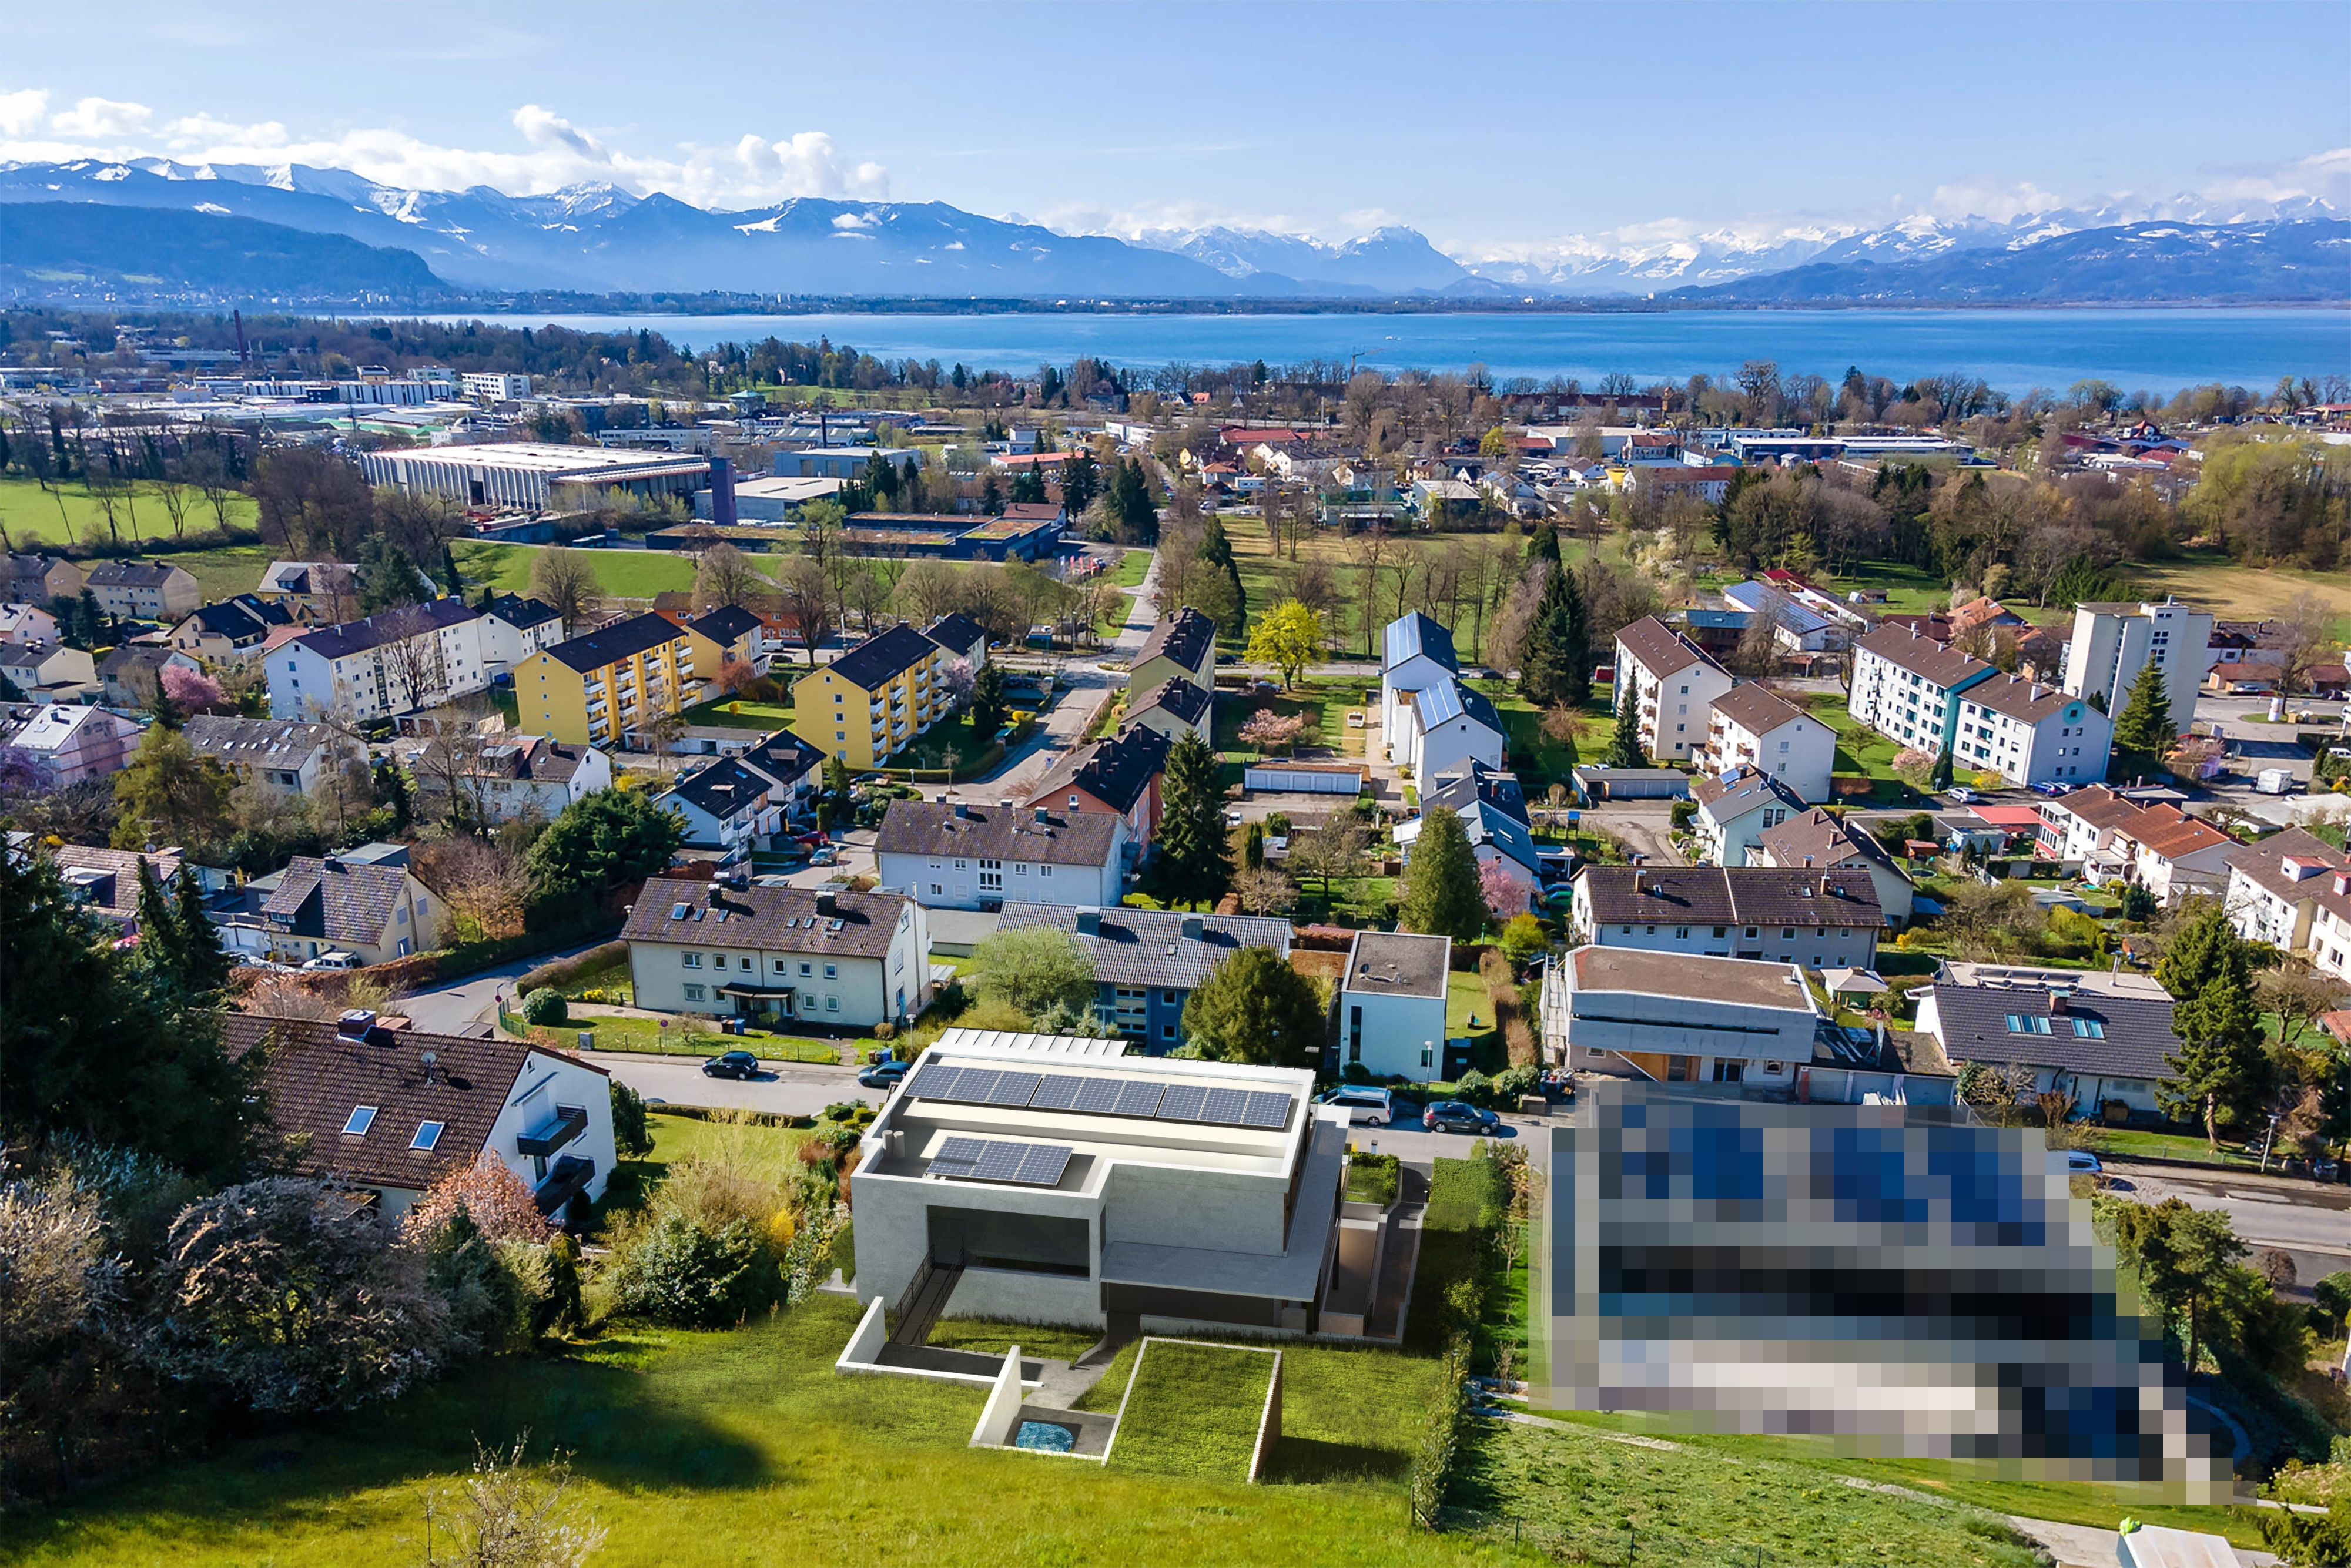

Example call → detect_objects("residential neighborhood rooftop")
1578 865 1884 927
1134 607 1217 673
998 902 1292 991
827 624 940 689
1615 614 1722 679
875 800 1124 866
624 877 911 959
536 609 688 674
1341 930 1450 999
1568 946 1817 1012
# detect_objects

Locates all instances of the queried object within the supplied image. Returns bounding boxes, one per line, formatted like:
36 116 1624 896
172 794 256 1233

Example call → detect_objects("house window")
825 996 839 1013
2005 1014 2054 1035
800 963 813 976
343 1105 377 1136
1040 865 1053 879
1161 1022 1176 1040
824 964 838 979
930 883 943 897
682 953 702 969
684 983 705 1001
1674 927 1689 939
773 959 788 973
2072 1018 2106 1039
739 956 753 971
410 1121 444 1151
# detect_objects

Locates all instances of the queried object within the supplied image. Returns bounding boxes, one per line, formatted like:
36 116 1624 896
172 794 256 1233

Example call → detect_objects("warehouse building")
359 443 708 511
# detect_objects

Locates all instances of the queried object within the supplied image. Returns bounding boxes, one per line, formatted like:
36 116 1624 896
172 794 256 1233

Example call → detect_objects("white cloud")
1037 197 1321 240
1926 177 2065 224
0 88 48 136
0 95 887 209
51 95 151 138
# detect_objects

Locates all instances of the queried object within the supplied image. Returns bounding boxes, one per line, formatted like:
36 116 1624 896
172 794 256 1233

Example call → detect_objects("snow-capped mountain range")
1 157 2343 303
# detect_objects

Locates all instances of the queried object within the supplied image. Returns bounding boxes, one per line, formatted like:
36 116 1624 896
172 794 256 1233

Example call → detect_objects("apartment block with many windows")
792 624 950 769
514 611 695 749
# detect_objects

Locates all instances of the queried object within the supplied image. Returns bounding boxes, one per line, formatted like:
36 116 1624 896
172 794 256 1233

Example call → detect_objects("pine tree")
970 662 1009 734
1181 946 1326 1067
1153 732 1231 908
1604 683 1646 769
1398 805 1486 942
1526 520 1560 571
1519 611 1568 706
1555 565 1591 709
1242 821 1266 872
2109 657 2176 781
1930 744 1954 791
173 864 232 996
2156 903 2268 1147
133 855 184 981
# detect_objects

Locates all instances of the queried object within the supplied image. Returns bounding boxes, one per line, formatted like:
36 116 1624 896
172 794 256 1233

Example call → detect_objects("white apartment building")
1700 682 1836 803
623 879 932 1028
1950 674 2112 788
1570 864 1884 969
1379 611 1459 764
1613 615 1733 762
2034 785 2235 905
1848 625 1995 758
2063 598 2213 735
2221 829 2351 979
875 800 1128 912
477 593 567 674
266 598 489 723
462 372 534 401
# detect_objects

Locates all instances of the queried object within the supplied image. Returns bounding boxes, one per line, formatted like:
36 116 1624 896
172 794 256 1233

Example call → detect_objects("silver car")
1318 1087 1395 1127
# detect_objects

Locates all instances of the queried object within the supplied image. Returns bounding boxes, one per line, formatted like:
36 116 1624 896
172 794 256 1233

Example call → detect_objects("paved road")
396 940 608 1037
597 1049 886 1117
2105 1160 2351 1258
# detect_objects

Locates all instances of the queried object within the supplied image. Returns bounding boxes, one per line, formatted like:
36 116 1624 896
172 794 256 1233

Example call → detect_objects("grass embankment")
456 541 709 601
510 1005 852 1066
0 476 259 550
1109 1341 1277 1482
1116 548 1153 588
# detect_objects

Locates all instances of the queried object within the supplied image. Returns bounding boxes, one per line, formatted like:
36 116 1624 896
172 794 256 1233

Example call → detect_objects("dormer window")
343 1105 377 1136
411 1121 445 1150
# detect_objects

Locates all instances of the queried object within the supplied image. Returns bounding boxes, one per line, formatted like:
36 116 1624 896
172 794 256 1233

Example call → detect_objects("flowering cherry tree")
1479 858 1528 924
161 663 224 711
403 1152 550 1244
1237 708 1307 756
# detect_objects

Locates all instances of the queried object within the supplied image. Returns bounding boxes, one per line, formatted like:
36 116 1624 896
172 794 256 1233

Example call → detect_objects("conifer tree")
1526 520 1560 571
1153 732 1231 908
1554 563 1591 709
1604 683 1646 769
2109 658 2176 782
2156 903 2269 1148
133 856 183 980
1930 743 1955 791
1398 805 1486 942
174 866 233 997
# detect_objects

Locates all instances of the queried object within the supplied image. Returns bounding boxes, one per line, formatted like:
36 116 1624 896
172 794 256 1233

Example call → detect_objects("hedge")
516 940 629 994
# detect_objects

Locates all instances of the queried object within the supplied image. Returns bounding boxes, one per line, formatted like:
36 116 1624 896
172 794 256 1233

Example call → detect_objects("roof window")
411 1120 445 1151
343 1105 377 1136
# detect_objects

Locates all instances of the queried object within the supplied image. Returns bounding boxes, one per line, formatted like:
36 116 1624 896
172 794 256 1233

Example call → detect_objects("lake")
412 307 2350 395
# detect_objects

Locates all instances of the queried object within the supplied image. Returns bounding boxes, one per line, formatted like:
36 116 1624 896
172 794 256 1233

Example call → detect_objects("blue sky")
4 0 2345 259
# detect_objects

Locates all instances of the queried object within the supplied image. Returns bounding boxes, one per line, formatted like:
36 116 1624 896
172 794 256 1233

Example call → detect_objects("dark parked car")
701 1050 761 1080
858 1060 910 1091
1423 1101 1500 1134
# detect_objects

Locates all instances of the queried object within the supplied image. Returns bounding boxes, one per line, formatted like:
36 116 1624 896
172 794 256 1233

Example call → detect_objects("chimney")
2335 872 2351 898
706 883 725 908
815 889 837 916
1076 907 1100 935
2047 990 2068 1016
1180 914 1204 940
953 800 971 819
323 855 344 873
337 1008 377 1040
1034 805 1050 826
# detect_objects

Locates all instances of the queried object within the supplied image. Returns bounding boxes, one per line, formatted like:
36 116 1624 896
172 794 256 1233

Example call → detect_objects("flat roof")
389 441 706 475
932 1027 1129 1060
1568 946 1817 1014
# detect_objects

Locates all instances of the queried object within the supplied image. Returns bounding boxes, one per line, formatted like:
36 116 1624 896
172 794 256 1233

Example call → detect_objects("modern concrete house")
848 1043 1347 1335
1335 931 1450 1080
1537 946 1818 1089
624 879 930 1028
876 800 1127 912
996 903 1293 1051
2063 598 2212 735
1378 611 1458 762
225 1011 615 1223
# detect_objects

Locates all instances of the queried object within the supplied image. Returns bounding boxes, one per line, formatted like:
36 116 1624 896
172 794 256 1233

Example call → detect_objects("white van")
1318 1085 1396 1127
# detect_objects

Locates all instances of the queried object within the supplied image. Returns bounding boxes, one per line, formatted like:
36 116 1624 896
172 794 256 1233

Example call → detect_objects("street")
395 939 609 1036
598 1049 886 1118
2104 1159 2351 1283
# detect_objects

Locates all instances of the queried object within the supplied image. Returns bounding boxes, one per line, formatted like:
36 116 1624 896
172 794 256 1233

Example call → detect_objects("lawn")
2095 1127 2265 1170
525 1006 853 1065
1465 677 1594 790
681 693 797 732
884 711 992 771
1445 969 1493 1044
456 541 710 601
157 543 282 606
1116 547 1153 587
1213 676 1367 760
0 475 258 550
1108 1340 1278 1482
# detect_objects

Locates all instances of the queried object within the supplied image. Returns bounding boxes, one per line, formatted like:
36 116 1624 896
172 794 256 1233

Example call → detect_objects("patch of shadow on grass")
1258 1435 1411 1486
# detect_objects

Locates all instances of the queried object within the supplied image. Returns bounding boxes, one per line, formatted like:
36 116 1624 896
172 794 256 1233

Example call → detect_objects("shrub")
606 1214 781 1328
1455 1068 1493 1107
421 1207 533 1356
872 1021 896 1041
521 988 568 1026
1493 1064 1541 1104
1341 1060 1377 1085
1499 913 1548 963
1669 798 1697 830
610 1081 654 1160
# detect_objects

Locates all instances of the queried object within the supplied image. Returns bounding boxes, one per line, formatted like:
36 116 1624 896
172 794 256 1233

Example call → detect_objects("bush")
872 1021 896 1041
1341 1060 1377 1085
520 988 568 1026
1499 913 1548 963
1669 798 1697 830
606 1214 781 1328
1493 1064 1541 1104
610 1080 653 1160
1455 1068 1493 1107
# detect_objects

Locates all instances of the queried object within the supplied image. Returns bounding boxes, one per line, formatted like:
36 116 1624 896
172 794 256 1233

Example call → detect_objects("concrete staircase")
889 1257 963 1347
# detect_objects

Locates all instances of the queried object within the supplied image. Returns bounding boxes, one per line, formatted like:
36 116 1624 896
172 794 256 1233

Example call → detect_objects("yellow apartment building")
792 624 949 769
515 611 696 748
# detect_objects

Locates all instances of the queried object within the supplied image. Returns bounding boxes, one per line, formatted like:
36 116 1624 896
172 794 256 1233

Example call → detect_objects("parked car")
2031 781 2073 797
701 1050 761 1080
2064 1151 2103 1174
300 951 359 971
2313 1155 2341 1182
809 847 838 866
1317 1086 1396 1127
858 1059 910 1091
1947 786 1980 805
1424 1101 1500 1134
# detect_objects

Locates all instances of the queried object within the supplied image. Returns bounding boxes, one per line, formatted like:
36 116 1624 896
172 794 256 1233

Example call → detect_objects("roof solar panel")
948 1068 1001 1104
928 1135 984 1175
906 1063 963 1100
1157 1083 1208 1121
1112 1078 1166 1117
1199 1087 1250 1125
1027 1074 1085 1111
1015 1144 1074 1186
1071 1077 1126 1114
982 1071 1041 1107
971 1141 1031 1182
1241 1091 1293 1130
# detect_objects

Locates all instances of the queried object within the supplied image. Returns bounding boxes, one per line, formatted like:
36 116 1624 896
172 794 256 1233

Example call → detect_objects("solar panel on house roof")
1157 1083 1208 1121
1198 1086 1250 1125
1015 1144 1074 1186
1241 1091 1294 1130
928 1135 985 1176
981 1071 1041 1107
949 1068 1002 1104
1072 1077 1126 1114
1113 1079 1166 1117
906 1064 963 1100
1028 1074 1086 1111
927 1137 1076 1187
971 1142 1030 1182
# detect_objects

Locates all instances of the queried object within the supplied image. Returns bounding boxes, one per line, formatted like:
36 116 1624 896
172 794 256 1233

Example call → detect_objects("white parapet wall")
836 1295 889 1375
970 1345 1027 1448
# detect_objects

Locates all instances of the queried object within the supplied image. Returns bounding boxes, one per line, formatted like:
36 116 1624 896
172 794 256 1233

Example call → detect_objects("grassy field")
681 693 797 732
0 476 258 550
1108 1341 1278 1482
1823 549 2351 639
529 1007 853 1064
1116 547 1153 587
457 541 709 601
1466 678 1594 790
1213 676 1367 760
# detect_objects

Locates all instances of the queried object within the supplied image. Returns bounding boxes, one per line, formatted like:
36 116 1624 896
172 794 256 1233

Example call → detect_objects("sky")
4 0 2347 262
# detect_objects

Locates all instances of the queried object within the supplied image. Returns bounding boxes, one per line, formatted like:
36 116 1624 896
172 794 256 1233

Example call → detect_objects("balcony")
517 1104 587 1157
534 1154 597 1215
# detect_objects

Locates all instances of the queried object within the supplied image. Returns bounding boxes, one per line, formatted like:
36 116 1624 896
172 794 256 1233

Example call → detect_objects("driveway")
396 939 609 1037
598 1049 884 1117
1575 803 1684 866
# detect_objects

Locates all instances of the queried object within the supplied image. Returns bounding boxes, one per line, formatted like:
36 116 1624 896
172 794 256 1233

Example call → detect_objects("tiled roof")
1578 865 1883 928
875 800 1123 866
826 624 938 690
484 592 561 632
690 605 763 645
1029 725 1170 815
262 856 414 944
223 1014 602 1193
1692 765 1804 819
1927 982 2179 1080
623 877 912 959
1756 808 1897 876
922 612 987 658
1964 675 2082 725
1341 931 1450 1000
48 843 182 919
1383 612 1459 675
2051 787 2233 863
85 558 190 588
2222 827 2349 904
997 902 1291 990
260 561 350 596
739 729 826 789
184 714 335 767
292 597 481 663
1131 679 1211 726
1709 682 1807 736
181 594 292 640
1135 608 1217 674
1856 625 1993 689
537 610 689 674
1615 615 1722 681
1423 760 1529 826
664 757 772 822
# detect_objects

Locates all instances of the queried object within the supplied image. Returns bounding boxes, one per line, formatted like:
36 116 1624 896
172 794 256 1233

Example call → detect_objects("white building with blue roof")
1406 679 1506 784
1379 611 1459 765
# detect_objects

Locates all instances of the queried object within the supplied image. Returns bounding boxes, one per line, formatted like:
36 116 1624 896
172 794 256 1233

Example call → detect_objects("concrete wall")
1103 1163 1288 1257
1338 989 1446 1080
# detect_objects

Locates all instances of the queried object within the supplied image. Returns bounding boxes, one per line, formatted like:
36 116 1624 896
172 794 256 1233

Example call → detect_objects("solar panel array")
906 1063 1292 1133
925 1134 1074 1187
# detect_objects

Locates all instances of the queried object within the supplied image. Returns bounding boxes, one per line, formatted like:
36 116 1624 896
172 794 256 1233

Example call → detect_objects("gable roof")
921 612 987 658
738 728 826 788
1709 682 1808 736
535 609 687 675
1756 807 1899 877
1927 981 2179 1080
1383 612 1459 675
223 1014 602 1193
1135 608 1217 674
1964 674 2083 726
875 800 1124 867
262 856 415 944
1130 678 1212 726
184 714 336 768
48 843 182 920
1615 615 1722 681
689 604 763 645
1723 581 1833 638
1578 865 1883 928
826 624 939 689
1424 760 1529 826
1856 625 1994 689
85 558 191 588
1341 931 1450 1000
1692 765 1804 820
2051 786 2234 862
622 877 913 959
484 592 561 632
179 594 293 641
291 597 481 663
997 902 1291 990
1028 725 1171 815
259 561 351 596
664 757 773 823
2222 826 2350 905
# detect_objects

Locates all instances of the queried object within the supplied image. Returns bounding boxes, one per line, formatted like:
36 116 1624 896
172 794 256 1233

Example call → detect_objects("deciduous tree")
1243 599 1327 689
972 926 1097 1022
111 725 233 853
525 790 685 910
527 547 600 631
693 543 765 612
